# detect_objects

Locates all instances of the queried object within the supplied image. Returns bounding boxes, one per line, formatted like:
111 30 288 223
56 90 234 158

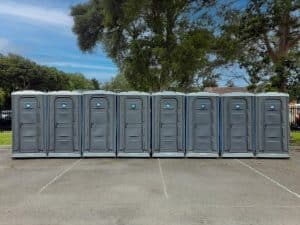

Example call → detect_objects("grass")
0 131 12 145
290 131 300 145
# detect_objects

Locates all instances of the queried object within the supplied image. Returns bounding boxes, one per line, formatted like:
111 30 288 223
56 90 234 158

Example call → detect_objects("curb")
0 145 11 150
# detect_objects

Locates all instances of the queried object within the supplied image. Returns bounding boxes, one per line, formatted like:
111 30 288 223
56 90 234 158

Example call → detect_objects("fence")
290 105 300 130
0 110 12 131
0 105 299 132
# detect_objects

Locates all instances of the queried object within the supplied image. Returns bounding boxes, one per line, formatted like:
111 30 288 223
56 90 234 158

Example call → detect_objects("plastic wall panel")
255 94 289 158
117 92 151 157
82 92 116 157
221 94 255 158
152 92 185 157
186 93 219 157
48 92 81 157
12 91 47 158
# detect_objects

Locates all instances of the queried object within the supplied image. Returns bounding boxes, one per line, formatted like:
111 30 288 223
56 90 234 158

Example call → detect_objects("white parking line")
236 159 300 199
38 158 82 194
158 158 169 199
187 204 300 208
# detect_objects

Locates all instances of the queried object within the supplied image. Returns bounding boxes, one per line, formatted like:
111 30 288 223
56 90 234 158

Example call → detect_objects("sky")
0 0 247 86
0 0 118 82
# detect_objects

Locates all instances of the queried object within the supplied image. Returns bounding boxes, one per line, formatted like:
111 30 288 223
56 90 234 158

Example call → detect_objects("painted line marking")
182 204 300 208
38 158 82 194
158 158 169 199
236 159 300 199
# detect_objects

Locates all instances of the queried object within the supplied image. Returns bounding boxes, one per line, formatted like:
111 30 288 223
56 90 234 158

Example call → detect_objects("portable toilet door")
12 91 47 158
186 92 219 158
152 92 185 157
221 92 255 157
82 91 116 157
117 92 151 157
47 91 82 157
256 93 289 158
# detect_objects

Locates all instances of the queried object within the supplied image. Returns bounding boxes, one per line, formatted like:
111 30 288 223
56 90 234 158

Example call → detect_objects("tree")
0 54 98 108
286 51 300 100
0 89 6 109
71 0 225 92
91 78 100 89
0 54 71 92
195 73 219 89
68 73 95 90
103 73 133 91
220 0 300 92
226 80 235 87
0 54 97 92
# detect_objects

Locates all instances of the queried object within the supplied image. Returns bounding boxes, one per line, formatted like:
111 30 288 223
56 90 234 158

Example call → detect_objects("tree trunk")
274 61 288 92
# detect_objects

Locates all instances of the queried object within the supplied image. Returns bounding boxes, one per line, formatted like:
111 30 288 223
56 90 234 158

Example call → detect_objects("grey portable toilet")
152 91 185 157
255 92 289 158
82 90 116 157
221 92 255 157
117 91 151 157
12 91 47 158
186 92 219 158
47 91 82 157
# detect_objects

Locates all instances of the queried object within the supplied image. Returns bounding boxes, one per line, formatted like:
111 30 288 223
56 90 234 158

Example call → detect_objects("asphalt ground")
0 147 300 225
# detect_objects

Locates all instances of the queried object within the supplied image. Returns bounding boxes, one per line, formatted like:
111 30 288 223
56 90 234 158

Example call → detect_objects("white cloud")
0 38 20 54
0 2 73 27
33 59 117 82
41 61 117 71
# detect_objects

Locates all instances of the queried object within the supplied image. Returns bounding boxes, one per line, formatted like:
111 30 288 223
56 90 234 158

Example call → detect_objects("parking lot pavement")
0 148 300 225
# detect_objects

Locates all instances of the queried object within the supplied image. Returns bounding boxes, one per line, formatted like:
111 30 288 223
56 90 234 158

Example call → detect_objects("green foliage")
103 73 133 91
71 0 223 91
286 51 300 100
0 89 6 107
0 54 99 108
68 73 95 90
220 0 300 92
91 78 101 89
201 76 218 88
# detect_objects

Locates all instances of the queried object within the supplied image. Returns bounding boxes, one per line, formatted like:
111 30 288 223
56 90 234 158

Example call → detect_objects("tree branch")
288 35 300 49
253 0 277 62
262 32 277 61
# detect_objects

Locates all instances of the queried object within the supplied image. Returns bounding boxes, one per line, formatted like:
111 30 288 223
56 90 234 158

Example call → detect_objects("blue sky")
0 0 247 86
0 0 118 82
